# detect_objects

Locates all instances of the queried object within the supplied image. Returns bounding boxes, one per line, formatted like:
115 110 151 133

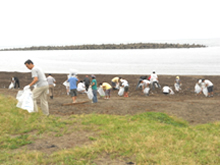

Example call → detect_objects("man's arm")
29 77 38 87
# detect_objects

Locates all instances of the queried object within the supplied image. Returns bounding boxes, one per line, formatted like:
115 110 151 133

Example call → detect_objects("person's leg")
210 86 214 96
85 84 89 91
105 90 108 99
72 96 76 102
49 85 52 98
72 89 77 103
39 86 49 115
17 80 20 88
152 82 156 90
108 89 111 98
92 89 97 103
51 85 54 98
32 87 45 113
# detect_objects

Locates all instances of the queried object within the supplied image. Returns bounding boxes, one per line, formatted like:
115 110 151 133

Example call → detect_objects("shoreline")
1 71 220 77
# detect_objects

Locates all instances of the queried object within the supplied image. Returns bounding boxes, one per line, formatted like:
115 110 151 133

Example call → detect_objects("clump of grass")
1 95 220 164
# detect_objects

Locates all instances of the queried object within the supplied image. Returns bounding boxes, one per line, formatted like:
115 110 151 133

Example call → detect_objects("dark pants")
14 77 20 88
152 81 160 90
85 83 90 91
92 89 97 103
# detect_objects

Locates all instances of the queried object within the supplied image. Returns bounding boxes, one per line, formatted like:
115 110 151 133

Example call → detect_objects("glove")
23 85 30 90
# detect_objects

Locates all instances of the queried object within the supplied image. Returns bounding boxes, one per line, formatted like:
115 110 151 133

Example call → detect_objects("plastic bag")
194 84 201 93
203 88 208 97
143 87 150 95
98 87 105 97
63 81 69 87
194 84 208 96
16 89 34 113
115 83 120 90
170 89 175 95
9 82 14 89
16 90 23 100
118 87 124 96
87 87 93 100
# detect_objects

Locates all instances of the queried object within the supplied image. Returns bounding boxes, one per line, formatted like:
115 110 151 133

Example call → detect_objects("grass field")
0 95 220 165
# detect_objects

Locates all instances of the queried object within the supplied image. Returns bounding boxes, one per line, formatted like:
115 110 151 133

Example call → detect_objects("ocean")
0 38 220 75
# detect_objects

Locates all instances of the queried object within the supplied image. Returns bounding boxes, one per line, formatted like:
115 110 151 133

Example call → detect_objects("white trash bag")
98 87 105 97
9 82 14 89
16 89 34 113
203 88 208 97
194 84 201 94
143 87 150 95
118 87 124 96
87 87 93 100
194 84 208 96
170 88 175 95
115 83 120 90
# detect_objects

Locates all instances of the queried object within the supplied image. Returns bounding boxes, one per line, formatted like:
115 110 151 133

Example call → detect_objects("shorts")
105 89 111 96
70 89 77 97
124 86 129 92
207 86 213 93
163 92 169 95
111 81 116 87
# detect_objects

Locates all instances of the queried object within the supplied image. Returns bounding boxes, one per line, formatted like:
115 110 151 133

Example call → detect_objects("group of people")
62 75 130 103
11 59 214 117
137 71 177 95
196 79 214 97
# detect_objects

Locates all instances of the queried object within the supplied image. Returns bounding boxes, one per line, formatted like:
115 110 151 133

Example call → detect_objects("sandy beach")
1 71 220 125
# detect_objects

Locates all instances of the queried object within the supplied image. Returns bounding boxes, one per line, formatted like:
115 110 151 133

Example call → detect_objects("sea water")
0 39 219 75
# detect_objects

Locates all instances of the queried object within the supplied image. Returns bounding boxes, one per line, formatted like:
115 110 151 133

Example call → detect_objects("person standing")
47 74 56 99
24 59 49 116
91 75 98 103
150 71 161 91
83 75 90 91
68 74 79 103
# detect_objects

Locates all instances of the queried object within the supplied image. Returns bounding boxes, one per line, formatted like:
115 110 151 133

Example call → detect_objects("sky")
0 0 219 48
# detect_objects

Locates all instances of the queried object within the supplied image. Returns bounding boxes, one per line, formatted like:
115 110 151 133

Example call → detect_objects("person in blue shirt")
68 74 79 103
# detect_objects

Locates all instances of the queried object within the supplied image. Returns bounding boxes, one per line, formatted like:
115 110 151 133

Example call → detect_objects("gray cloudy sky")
0 0 219 47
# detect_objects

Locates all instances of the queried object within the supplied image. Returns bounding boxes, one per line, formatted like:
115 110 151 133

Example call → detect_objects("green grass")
0 95 220 164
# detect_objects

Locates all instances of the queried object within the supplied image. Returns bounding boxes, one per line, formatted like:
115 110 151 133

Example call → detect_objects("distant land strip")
0 43 206 51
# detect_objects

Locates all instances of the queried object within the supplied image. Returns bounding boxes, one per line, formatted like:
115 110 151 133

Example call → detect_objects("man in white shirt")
150 71 161 91
47 74 56 99
162 86 174 95
24 59 49 116
200 79 214 97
